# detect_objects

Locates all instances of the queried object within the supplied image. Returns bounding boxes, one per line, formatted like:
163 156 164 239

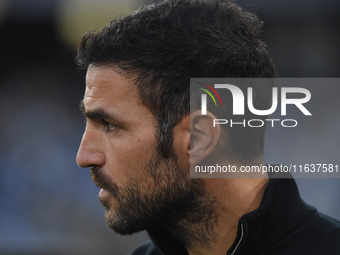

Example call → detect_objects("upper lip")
90 167 108 190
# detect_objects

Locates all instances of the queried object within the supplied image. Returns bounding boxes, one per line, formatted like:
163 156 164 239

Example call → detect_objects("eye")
108 123 117 131
102 120 117 132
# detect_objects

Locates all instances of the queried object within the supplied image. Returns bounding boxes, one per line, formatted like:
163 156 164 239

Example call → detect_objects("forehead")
85 65 139 102
84 65 155 126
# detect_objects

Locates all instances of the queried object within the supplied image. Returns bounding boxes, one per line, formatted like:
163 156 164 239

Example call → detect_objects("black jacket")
129 176 340 255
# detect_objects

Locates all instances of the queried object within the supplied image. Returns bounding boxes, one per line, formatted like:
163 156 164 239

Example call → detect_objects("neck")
167 170 269 255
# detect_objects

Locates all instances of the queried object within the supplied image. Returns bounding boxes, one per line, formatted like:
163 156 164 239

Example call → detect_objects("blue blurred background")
0 0 339 254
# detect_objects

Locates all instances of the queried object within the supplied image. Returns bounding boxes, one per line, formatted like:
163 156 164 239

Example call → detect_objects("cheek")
105 133 157 183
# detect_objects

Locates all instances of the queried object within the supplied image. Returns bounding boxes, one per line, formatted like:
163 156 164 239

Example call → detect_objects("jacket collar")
146 175 316 255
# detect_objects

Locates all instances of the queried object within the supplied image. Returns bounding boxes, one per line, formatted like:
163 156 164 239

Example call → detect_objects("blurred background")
0 0 339 254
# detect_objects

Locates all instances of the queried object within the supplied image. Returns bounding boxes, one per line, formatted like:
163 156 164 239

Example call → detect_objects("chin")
105 212 145 235
104 204 159 235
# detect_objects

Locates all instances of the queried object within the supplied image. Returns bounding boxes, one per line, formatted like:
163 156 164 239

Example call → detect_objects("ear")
172 110 221 169
172 114 191 171
190 110 221 165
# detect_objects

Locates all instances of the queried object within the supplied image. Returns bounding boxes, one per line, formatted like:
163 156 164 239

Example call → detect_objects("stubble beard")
90 150 219 249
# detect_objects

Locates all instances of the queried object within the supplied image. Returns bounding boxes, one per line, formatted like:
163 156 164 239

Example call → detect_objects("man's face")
76 65 199 234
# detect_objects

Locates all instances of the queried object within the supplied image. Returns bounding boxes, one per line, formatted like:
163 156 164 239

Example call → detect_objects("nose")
76 125 105 168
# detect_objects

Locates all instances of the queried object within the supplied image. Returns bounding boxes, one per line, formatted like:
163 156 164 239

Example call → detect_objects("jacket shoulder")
263 211 340 255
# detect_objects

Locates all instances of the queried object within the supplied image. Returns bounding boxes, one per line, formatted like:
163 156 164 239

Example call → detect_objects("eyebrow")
79 100 124 125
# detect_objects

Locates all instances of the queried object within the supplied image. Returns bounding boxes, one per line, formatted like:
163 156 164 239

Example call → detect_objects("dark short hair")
76 0 275 162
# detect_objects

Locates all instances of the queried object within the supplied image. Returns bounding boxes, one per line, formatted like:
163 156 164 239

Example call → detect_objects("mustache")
90 166 119 199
